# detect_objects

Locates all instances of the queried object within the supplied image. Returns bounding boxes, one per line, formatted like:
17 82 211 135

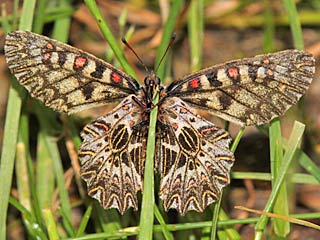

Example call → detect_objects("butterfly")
4 31 315 215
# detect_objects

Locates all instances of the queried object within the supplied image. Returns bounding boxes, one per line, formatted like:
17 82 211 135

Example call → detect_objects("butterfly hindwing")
79 95 146 213
165 50 315 126
157 97 234 215
4 31 140 113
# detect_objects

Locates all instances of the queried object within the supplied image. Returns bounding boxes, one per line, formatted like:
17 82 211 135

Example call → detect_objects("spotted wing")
79 95 146 214
157 97 234 215
4 31 140 113
165 50 315 126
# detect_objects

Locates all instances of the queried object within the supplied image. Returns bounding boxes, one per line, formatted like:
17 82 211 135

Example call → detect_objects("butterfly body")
4 31 315 215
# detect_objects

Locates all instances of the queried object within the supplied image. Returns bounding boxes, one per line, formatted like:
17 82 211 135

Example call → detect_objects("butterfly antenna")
155 32 176 74
121 37 149 73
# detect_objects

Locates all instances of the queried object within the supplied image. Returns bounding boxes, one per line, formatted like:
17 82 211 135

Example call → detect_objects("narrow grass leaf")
52 0 71 42
154 205 174 240
282 0 304 49
210 197 221 240
299 151 320 182
269 119 290 236
15 130 31 211
254 121 305 239
33 0 48 33
43 209 60 240
36 131 55 209
233 171 318 185
262 0 275 52
76 205 93 237
188 0 203 72
59 206 77 237
218 209 241 240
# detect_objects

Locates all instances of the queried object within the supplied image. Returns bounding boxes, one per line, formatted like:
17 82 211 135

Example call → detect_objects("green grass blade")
188 0 203 72
43 209 60 240
18 0 36 30
299 152 320 182
254 121 306 239
52 0 72 42
33 0 48 33
59 206 77 237
218 210 241 240
232 171 318 185
76 205 93 237
262 0 275 53
15 122 31 211
210 197 221 240
230 127 245 153
283 0 304 49
269 119 290 236
139 107 156 239
154 205 174 240
36 130 55 208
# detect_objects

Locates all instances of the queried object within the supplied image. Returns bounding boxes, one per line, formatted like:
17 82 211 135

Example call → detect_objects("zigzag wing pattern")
79 95 146 213
157 97 234 215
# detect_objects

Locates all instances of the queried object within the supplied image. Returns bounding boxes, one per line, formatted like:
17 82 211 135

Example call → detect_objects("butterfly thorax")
142 71 161 108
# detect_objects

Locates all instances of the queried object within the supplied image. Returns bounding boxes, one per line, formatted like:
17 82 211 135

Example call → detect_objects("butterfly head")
143 71 161 105
144 71 160 91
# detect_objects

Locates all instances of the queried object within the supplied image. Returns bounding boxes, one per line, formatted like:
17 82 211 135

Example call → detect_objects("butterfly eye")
155 76 160 86
144 76 150 86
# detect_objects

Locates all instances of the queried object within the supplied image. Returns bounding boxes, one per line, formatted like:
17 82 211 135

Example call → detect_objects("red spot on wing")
227 67 239 80
43 53 51 61
122 104 129 110
262 58 270 64
267 69 273 76
75 56 87 68
94 122 110 132
180 107 187 113
46 43 54 49
112 72 122 83
172 123 179 130
129 120 135 128
189 78 200 89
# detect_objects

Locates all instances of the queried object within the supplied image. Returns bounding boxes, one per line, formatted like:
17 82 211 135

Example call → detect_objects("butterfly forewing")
157 97 234 215
165 50 315 126
79 95 146 213
4 31 140 113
